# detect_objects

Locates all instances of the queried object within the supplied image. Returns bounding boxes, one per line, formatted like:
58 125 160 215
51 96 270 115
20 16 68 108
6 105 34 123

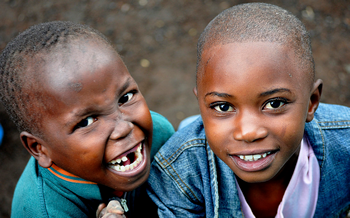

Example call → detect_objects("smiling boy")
0 21 174 217
147 3 350 217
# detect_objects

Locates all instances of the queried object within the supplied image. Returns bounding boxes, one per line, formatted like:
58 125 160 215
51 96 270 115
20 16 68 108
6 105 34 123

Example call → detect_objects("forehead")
44 39 117 79
198 42 306 91
24 38 130 110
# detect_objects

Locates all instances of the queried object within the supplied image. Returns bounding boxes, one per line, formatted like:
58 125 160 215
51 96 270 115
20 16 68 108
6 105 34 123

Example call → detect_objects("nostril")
234 127 268 142
110 120 134 140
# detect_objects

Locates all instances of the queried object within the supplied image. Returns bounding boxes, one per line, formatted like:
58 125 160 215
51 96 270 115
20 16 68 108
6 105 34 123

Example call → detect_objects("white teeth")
253 154 262 160
238 152 271 161
109 144 143 172
245 155 253 161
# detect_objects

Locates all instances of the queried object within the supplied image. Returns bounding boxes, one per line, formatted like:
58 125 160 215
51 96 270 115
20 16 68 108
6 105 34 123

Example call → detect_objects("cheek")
277 116 305 151
134 100 152 134
203 118 232 154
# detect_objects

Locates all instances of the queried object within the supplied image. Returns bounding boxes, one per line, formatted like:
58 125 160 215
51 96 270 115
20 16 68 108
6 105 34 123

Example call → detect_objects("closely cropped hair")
197 3 315 84
0 21 110 136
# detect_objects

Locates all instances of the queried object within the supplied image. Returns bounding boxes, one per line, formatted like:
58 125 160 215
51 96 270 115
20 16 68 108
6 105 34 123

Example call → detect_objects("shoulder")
150 111 175 136
154 115 207 168
313 103 350 124
148 116 210 205
306 103 350 134
12 157 43 217
13 157 100 217
305 103 350 166
149 111 175 160
308 104 350 217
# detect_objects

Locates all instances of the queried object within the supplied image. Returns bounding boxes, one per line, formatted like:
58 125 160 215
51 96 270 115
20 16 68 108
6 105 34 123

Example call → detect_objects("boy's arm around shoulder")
147 117 212 217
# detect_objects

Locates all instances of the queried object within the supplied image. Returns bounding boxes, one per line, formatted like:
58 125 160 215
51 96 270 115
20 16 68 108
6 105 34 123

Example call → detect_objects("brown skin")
195 42 322 217
20 38 153 192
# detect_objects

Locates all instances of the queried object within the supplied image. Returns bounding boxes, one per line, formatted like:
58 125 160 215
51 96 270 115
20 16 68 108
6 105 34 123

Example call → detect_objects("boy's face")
196 42 320 183
30 39 152 191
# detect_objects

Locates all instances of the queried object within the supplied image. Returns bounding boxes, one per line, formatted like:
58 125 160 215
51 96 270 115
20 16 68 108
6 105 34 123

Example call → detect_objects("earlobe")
193 87 198 98
306 79 323 122
20 131 52 168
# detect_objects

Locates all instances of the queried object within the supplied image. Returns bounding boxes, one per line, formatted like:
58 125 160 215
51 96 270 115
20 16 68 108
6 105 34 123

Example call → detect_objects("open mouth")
231 150 278 172
108 143 143 172
237 151 273 162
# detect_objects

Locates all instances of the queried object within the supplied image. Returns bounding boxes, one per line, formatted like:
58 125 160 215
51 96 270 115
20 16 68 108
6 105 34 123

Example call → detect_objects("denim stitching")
159 140 206 167
156 152 200 202
207 142 219 218
164 139 206 163
316 122 326 169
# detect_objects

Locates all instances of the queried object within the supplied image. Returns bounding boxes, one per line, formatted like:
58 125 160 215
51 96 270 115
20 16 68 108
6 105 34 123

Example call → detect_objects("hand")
96 200 126 218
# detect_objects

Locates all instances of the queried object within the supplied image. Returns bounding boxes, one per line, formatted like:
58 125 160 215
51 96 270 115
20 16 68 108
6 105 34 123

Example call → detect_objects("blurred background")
0 0 349 217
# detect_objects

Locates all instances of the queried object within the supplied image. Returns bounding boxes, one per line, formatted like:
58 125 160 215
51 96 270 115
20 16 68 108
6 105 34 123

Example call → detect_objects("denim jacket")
147 103 350 218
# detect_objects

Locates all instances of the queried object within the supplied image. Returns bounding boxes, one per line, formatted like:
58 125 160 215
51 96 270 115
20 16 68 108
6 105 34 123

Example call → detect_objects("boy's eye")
119 92 134 105
76 117 97 128
265 100 285 109
213 103 234 112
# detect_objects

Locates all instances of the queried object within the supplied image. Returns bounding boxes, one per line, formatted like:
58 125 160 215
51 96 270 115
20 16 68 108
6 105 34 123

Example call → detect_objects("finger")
102 212 126 218
96 203 107 218
106 200 124 214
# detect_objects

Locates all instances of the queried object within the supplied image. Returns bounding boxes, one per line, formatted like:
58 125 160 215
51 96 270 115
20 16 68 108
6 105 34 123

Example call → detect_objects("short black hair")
0 21 111 136
196 3 314 85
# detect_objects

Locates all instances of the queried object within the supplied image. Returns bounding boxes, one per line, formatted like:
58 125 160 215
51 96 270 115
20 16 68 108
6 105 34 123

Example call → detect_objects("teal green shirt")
11 111 174 218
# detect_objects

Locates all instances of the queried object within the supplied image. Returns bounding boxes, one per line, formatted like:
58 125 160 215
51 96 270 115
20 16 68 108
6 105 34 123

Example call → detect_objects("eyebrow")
205 92 233 98
259 88 292 97
66 77 134 127
118 77 133 97
204 88 292 100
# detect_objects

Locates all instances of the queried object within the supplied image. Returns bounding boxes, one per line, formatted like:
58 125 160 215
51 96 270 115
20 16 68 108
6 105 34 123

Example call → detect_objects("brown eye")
265 100 285 109
76 117 97 128
214 103 233 112
119 92 134 105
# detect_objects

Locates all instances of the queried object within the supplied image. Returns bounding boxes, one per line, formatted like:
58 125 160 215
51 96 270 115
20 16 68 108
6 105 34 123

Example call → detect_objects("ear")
193 87 198 98
20 131 53 168
306 79 323 122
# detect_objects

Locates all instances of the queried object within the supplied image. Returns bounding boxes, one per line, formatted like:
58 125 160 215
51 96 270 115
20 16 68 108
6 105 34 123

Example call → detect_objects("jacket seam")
38 167 49 218
316 122 326 169
156 152 200 202
318 124 350 129
165 138 206 161
317 120 350 123
159 139 206 166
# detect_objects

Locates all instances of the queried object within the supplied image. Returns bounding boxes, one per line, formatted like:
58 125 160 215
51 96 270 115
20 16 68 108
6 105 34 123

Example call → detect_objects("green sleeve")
150 111 175 161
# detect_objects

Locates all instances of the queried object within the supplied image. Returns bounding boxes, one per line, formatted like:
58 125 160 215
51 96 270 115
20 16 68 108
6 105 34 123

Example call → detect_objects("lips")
237 151 272 161
108 143 144 172
231 150 278 172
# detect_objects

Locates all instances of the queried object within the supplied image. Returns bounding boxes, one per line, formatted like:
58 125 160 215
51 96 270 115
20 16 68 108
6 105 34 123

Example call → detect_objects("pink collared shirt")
236 135 320 218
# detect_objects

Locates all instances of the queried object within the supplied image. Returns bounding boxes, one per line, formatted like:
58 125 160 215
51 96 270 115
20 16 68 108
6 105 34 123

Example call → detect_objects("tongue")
122 159 131 166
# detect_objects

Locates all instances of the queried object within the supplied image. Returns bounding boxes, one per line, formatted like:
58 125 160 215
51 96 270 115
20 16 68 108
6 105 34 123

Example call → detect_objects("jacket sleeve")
147 159 206 218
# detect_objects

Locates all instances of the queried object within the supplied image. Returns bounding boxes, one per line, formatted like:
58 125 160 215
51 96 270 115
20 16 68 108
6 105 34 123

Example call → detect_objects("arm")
147 160 206 218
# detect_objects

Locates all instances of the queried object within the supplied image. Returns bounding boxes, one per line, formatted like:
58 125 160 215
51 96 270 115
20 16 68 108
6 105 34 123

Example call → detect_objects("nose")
110 118 134 141
233 110 268 143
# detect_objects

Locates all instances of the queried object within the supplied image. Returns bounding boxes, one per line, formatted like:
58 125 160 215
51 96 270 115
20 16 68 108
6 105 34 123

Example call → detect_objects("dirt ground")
0 0 349 217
